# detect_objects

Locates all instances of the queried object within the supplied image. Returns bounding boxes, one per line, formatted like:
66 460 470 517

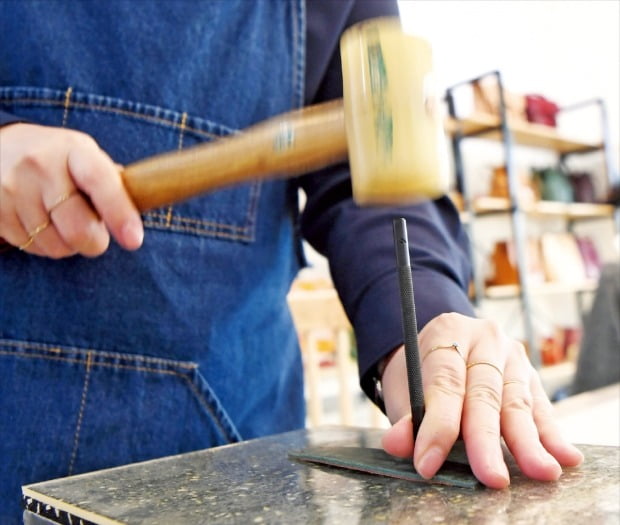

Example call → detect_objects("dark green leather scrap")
289 442 480 489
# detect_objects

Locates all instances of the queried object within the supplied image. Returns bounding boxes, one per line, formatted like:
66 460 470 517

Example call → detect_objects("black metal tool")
392 217 425 440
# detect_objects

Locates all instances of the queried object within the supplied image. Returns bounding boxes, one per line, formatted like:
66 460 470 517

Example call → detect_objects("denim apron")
0 1 305 520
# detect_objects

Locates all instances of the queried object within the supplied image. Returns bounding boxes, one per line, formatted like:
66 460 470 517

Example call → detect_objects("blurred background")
399 0 619 160
290 0 619 447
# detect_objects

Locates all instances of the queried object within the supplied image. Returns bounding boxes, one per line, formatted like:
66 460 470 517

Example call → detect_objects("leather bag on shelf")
524 94 559 127
532 167 574 203
540 326 582 366
569 171 597 203
575 236 602 280
489 165 539 204
562 326 583 362
472 78 526 122
485 239 545 286
540 334 565 366
486 241 519 286
540 232 587 283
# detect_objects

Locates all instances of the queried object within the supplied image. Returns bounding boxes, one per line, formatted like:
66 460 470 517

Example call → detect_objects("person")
0 1 582 522
571 262 620 395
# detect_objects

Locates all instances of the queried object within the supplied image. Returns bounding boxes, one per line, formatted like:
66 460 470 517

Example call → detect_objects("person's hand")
0 123 143 258
380 312 584 488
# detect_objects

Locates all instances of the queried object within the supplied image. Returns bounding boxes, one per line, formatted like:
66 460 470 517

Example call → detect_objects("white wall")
397 1 619 340
398 0 620 172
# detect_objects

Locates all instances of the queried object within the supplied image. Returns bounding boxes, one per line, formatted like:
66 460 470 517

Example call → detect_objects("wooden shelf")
445 112 603 154
471 196 615 219
485 280 599 299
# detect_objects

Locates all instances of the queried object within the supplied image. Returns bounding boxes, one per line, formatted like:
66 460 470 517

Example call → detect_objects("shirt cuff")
354 267 476 405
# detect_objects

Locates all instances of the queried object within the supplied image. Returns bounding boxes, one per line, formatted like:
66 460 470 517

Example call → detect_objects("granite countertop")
23 426 620 525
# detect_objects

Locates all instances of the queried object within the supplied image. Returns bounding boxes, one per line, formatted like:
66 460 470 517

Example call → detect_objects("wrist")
373 347 400 412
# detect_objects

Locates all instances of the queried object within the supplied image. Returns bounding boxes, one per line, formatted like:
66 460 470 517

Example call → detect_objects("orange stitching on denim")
0 347 236 443
0 340 198 369
141 220 254 241
165 111 189 225
3 97 220 139
68 350 92 475
61 87 73 127
0 350 198 379
145 211 250 231
177 372 236 442
177 111 188 150
244 175 261 226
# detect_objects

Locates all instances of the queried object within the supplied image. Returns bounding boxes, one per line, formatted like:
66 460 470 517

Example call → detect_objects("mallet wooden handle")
122 99 347 212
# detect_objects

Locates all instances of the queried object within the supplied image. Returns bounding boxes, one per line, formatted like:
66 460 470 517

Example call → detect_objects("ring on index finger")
18 220 50 250
422 342 464 364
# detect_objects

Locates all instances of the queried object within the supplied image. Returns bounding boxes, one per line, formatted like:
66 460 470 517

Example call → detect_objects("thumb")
381 413 414 458
380 346 416 458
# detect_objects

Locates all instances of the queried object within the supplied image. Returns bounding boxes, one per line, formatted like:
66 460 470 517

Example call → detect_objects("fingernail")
486 453 510 487
495 462 510 484
416 446 444 478
570 446 585 466
540 453 562 479
122 216 144 249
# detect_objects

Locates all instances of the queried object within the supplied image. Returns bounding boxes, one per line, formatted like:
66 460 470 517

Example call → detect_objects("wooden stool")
287 286 387 428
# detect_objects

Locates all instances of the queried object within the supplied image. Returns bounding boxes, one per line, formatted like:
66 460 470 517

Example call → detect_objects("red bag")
575 237 602 280
525 95 559 127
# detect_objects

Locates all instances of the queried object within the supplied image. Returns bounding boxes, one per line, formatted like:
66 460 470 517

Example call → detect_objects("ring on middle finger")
28 220 50 238
466 360 503 378
502 379 524 387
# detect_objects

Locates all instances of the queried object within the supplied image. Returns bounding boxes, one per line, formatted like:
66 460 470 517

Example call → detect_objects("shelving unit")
445 70 619 374
444 113 604 154
469 197 615 218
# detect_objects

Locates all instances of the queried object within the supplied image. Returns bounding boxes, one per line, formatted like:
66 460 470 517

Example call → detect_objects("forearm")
299 162 474 402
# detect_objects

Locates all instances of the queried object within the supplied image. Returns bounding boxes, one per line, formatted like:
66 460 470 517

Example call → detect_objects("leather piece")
289 442 480 489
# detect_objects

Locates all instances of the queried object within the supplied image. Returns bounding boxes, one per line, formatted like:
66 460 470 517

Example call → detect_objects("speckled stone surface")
23 426 620 525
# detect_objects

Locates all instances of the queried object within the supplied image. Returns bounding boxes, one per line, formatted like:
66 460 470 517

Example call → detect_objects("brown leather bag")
486 241 519 286
489 165 539 204
486 239 545 286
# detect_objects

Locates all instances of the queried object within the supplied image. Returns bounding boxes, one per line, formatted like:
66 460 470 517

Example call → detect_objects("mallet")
122 17 448 211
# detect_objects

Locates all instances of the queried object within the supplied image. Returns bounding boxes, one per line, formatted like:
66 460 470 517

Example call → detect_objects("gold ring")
18 236 35 251
48 191 76 214
422 342 464 364
18 220 50 251
466 361 503 377
503 380 524 387
28 220 50 238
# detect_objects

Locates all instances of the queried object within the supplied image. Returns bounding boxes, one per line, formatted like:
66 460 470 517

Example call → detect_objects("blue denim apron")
0 1 305 520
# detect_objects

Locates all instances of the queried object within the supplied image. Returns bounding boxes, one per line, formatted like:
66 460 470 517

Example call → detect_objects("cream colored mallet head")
340 17 449 205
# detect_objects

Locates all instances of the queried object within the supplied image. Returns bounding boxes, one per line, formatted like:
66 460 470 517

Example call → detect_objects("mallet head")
340 17 449 205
